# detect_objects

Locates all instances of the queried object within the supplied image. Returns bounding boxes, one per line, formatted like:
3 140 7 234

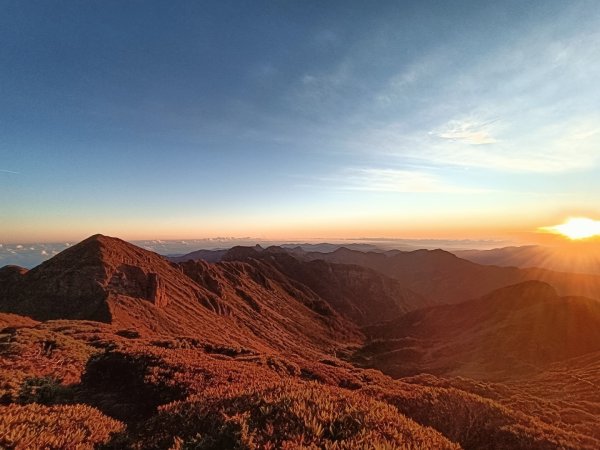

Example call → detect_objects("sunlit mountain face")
2 1 600 449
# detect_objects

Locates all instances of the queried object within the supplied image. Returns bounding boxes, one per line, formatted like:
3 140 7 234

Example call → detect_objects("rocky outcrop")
108 265 167 307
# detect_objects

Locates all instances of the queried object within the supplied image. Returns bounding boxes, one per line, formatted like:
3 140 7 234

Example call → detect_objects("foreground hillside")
0 235 599 449
2 315 598 449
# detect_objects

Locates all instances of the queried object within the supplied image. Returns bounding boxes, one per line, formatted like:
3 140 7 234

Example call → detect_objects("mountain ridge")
361 280 600 379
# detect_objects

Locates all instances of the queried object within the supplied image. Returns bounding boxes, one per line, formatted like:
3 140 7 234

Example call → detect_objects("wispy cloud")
357 113 600 173
287 60 356 117
334 20 600 174
0 169 20 174
431 119 498 145
330 168 484 193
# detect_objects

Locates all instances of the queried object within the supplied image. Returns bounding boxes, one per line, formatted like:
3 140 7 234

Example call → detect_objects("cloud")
354 110 600 173
372 50 450 107
285 58 363 119
432 119 497 145
332 168 483 193
0 169 20 174
339 21 600 174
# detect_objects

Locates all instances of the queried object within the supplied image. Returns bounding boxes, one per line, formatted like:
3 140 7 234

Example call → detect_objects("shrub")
128 380 459 450
17 376 74 405
364 382 597 450
116 329 141 339
81 351 187 422
0 403 124 449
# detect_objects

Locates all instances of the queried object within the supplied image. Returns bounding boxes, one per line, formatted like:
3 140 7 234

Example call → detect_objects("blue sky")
1 0 599 243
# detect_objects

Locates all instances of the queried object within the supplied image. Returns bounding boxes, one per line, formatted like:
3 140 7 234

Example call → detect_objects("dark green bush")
17 376 74 405
81 351 187 422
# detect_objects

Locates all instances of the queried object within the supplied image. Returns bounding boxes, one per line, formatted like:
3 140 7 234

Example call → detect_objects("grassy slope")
1 316 598 449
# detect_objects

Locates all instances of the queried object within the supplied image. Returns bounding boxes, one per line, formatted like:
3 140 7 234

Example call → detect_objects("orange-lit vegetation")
130 381 459 449
0 403 124 449
1 235 599 449
0 315 598 449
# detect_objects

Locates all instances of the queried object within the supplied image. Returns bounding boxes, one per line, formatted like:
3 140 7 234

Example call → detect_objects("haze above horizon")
1 1 599 243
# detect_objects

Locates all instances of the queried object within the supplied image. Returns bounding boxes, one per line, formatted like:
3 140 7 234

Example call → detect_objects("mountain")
455 244 600 275
280 242 385 253
168 248 228 263
300 247 600 303
168 244 433 327
0 236 433 359
361 281 600 380
218 245 433 326
0 234 358 356
1 235 600 449
168 242 385 264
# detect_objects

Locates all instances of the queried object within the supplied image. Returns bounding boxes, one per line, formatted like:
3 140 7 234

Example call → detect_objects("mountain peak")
41 233 165 272
222 245 264 261
482 280 559 309
0 234 181 322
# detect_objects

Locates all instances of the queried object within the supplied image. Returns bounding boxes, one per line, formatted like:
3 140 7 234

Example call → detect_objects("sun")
542 217 600 240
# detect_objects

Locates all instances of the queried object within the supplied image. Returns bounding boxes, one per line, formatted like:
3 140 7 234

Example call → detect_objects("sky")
1 0 599 244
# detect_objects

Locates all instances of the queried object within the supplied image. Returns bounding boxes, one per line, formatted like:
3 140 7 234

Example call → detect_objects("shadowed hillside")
218 245 433 326
456 244 600 275
362 281 600 379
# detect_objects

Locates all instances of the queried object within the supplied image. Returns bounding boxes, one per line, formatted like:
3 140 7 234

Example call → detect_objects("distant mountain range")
455 244 600 275
1 235 599 449
172 244 600 304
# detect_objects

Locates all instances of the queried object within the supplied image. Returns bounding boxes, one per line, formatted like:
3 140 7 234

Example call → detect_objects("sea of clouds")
0 237 514 269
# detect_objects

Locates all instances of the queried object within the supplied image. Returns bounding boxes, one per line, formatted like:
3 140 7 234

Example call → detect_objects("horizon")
2 1 600 243
0 233 519 269
3 230 600 270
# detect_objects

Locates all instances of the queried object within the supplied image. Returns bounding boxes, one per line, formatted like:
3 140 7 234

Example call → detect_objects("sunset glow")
542 218 600 240
1 2 600 244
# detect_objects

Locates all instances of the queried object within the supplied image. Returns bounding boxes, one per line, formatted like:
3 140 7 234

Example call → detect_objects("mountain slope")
362 281 600 379
301 247 600 304
0 234 359 357
2 312 597 450
217 245 433 326
456 244 600 275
